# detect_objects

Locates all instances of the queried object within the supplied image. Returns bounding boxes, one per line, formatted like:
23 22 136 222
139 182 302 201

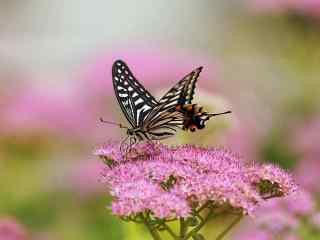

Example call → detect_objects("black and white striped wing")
144 106 184 140
112 60 158 127
141 66 203 140
158 66 203 110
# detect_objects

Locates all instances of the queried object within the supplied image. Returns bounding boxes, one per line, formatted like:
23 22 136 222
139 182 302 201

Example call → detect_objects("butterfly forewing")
158 66 203 109
112 60 158 127
138 66 203 140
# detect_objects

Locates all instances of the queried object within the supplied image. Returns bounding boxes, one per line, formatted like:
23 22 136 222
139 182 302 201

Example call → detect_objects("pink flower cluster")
0 85 95 141
95 142 296 219
234 116 320 239
292 116 320 193
236 190 320 239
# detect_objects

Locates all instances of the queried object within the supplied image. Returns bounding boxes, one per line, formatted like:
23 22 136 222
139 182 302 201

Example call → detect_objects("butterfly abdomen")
176 104 210 132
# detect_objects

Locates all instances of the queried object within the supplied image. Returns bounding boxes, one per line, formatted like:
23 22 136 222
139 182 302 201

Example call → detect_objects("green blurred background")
1 1 320 239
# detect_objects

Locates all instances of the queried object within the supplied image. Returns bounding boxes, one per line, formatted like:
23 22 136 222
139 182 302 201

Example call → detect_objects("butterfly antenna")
99 117 128 129
207 110 232 117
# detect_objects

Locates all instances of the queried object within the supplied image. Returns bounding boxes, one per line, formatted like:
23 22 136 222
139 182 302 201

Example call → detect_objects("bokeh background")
1 1 320 239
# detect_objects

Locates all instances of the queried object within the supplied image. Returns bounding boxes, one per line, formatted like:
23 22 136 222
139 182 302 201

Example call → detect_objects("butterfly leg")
128 136 137 153
120 135 130 156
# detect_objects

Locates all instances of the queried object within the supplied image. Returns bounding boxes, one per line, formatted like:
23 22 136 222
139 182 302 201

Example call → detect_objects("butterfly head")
126 128 135 136
126 129 141 143
183 114 209 132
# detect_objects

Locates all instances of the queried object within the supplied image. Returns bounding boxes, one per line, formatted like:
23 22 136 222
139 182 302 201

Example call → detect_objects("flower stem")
142 215 162 240
183 210 213 240
215 215 242 240
180 218 188 239
196 201 211 214
161 222 179 239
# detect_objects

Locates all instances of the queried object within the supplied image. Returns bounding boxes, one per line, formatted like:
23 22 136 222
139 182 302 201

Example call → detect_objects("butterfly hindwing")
158 66 203 110
112 60 158 127
141 66 203 138
144 66 203 123
143 104 184 140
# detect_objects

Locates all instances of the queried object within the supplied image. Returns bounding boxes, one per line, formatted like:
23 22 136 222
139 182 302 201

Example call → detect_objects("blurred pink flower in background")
285 190 315 215
293 115 320 156
68 159 105 197
222 118 263 162
291 116 320 193
231 115 320 239
0 85 94 140
234 189 317 239
311 212 320 229
249 0 320 18
0 218 29 240
0 79 119 143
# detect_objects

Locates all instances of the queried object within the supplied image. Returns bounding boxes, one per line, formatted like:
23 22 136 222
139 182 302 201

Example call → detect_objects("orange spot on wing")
175 105 182 111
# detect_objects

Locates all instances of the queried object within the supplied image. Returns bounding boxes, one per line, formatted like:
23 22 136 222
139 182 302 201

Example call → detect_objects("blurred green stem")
183 209 213 240
142 214 162 240
215 215 242 240
161 222 178 239
180 218 188 239
141 209 243 240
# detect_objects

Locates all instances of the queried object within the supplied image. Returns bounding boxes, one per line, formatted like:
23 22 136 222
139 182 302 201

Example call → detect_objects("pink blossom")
0 86 97 141
234 189 316 239
295 158 320 192
111 179 190 219
256 210 299 232
292 115 320 156
96 142 296 219
247 164 297 198
285 190 315 215
251 197 301 232
223 120 263 162
0 82 124 144
68 159 105 197
292 116 320 192
311 212 320 228
0 218 28 240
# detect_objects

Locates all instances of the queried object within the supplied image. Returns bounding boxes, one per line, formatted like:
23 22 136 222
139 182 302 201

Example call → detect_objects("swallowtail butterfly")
101 60 231 145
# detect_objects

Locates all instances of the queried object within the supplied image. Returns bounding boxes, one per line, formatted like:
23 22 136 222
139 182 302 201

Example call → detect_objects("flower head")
95 142 297 219
292 115 320 193
234 189 316 239
247 164 297 199
311 212 320 229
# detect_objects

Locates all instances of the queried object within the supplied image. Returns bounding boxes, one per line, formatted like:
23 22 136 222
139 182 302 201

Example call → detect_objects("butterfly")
100 60 231 146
